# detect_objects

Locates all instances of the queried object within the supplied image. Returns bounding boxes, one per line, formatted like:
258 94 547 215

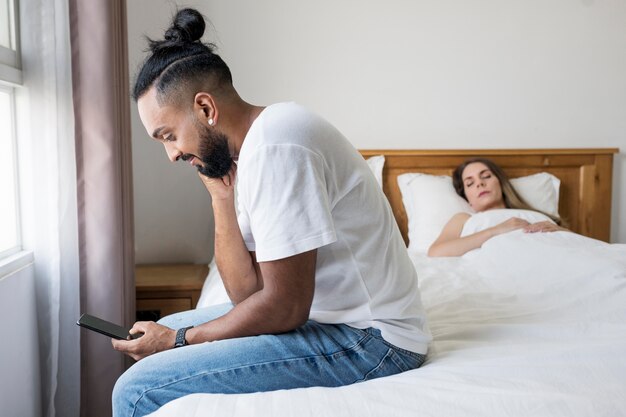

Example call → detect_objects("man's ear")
194 92 218 126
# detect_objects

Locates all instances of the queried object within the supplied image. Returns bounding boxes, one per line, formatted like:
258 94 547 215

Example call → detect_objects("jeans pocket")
362 348 412 382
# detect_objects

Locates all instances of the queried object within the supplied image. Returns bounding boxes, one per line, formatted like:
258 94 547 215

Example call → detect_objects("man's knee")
112 363 154 417
112 364 144 415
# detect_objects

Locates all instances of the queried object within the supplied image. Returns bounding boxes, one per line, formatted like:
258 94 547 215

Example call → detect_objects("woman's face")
462 162 506 212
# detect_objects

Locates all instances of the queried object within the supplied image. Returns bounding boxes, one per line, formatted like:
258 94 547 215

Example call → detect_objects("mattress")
149 230 626 416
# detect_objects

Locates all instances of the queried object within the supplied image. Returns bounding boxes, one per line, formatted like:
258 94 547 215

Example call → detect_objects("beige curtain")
69 1 135 416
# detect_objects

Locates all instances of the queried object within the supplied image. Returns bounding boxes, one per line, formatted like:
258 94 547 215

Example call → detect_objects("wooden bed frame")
359 149 618 244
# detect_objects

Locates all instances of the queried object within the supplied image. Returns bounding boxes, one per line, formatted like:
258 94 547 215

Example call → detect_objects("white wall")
0 262 41 417
128 0 626 264
128 0 216 264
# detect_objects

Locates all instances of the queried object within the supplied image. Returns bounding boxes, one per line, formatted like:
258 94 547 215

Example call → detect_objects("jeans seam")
130 329 372 412
358 348 395 382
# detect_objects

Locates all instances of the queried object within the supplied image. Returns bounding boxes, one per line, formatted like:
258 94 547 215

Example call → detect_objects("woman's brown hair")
452 158 562 225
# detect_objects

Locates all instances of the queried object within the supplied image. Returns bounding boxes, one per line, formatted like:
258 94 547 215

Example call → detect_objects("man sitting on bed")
111 8 430 416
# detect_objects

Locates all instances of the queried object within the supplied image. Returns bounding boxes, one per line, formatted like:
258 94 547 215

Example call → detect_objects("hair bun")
164 8 206 43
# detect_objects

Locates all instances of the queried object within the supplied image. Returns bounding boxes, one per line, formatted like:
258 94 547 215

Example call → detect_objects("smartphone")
76 313 140 340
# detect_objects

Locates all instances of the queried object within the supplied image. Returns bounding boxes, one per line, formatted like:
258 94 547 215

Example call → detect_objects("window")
0 0 16 48
0 0 20 83
0 0 21 259
0 86 19 256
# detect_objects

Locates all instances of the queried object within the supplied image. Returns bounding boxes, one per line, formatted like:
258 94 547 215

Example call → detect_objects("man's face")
137 87 233 178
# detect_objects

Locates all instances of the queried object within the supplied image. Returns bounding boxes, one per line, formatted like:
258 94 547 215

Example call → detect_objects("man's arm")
112 249 317 361
200 165 262 304
187 248 317 343
212 190 263 304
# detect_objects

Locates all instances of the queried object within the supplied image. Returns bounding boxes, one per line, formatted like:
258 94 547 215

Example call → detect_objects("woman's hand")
523 221 566 233
111 321 176 361
491 217 530 236
198 163 237 202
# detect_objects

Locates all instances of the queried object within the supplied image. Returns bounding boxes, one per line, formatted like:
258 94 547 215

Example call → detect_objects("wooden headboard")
360 149 618 244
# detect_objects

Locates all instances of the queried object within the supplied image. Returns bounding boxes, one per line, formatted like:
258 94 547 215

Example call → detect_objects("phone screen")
76 313 138 340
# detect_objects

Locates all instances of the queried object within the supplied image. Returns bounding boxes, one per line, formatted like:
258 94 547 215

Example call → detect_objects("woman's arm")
428 213 530 257
523 221 569 233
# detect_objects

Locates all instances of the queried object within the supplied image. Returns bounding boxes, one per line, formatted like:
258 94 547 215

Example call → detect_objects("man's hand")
198 163 237 201
111 321 176 361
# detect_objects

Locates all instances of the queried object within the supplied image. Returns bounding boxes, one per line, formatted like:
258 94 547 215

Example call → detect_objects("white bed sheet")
149 231 626 417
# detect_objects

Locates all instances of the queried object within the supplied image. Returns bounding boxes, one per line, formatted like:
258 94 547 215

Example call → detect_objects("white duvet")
149 229 626 417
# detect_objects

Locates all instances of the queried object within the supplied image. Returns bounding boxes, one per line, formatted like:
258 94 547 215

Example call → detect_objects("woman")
428 158 567 257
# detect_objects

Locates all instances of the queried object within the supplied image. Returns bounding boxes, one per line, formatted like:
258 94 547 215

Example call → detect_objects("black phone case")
76 313 135 340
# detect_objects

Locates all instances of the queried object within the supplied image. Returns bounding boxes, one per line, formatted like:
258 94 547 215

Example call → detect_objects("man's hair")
452 157 562 225
132 8 232 104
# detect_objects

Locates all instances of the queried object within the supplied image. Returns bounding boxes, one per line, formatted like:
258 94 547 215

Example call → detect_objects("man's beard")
183 122 233 178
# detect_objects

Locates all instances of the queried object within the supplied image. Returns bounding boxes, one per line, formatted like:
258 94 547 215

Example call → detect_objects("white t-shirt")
236 102 431 354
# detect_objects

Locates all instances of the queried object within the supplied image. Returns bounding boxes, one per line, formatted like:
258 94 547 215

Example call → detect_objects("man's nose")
164 142 182 162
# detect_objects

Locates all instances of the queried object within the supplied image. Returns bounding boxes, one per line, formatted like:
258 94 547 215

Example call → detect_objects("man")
112 8 430 416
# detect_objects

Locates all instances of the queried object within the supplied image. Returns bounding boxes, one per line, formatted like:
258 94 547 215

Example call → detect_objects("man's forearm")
186 249 317 345
212 198 262 303
185 286 308 345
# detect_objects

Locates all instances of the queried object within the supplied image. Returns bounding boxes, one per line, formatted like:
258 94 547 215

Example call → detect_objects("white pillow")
510 173 560 218
397 172 561 253
365 155 385 188
397 173 474 253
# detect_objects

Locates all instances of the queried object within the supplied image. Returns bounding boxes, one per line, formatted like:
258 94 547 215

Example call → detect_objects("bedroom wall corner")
610 152 625 243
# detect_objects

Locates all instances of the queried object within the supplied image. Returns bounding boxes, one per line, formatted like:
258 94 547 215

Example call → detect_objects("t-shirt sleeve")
237 144 337 262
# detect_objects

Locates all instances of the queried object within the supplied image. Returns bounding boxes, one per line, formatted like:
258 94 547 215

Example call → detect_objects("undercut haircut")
132 8 232 105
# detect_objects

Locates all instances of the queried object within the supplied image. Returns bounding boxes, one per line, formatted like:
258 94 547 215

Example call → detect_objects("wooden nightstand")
135 264 208 322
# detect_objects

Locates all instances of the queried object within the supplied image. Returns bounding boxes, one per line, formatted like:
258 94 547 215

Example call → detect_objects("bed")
149 148 626 417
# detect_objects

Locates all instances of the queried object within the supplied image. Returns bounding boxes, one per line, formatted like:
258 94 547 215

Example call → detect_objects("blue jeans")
112 304 426 417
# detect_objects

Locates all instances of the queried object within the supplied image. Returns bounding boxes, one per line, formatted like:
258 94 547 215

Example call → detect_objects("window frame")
0 0 21 84
0 84 21 259
0 0 23 263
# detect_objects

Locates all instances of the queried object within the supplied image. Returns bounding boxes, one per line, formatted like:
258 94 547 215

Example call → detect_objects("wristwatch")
174 326 194 348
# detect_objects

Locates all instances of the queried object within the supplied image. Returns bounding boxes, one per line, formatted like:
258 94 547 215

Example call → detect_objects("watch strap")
174 326 194 348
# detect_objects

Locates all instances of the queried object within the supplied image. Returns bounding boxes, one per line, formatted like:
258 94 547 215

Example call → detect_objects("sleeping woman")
428 158 568 257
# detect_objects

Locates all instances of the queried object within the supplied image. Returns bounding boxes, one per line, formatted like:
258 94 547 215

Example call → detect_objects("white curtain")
17 0 80 416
